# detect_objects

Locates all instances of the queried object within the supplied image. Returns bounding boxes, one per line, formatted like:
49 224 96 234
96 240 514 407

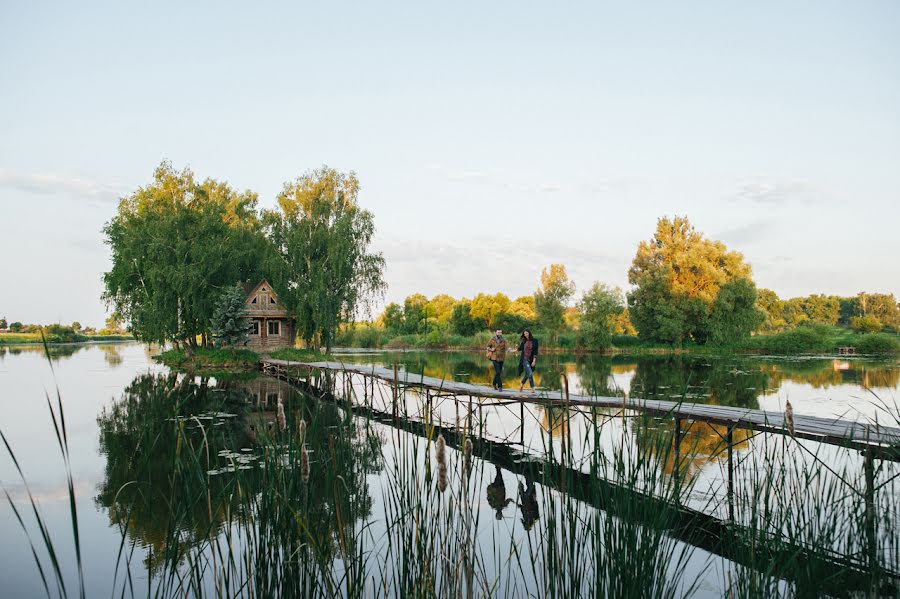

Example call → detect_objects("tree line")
102 162 384 352
372 216 899 349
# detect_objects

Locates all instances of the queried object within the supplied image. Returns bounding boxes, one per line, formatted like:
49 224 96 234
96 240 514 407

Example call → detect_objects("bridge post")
727 426 734 522
392 363 399 420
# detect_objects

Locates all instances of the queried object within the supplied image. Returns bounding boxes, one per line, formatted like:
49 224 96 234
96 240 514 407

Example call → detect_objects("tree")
534 264 575 343
850 315 882 333
756 288 787 332
610 310 637 336
627 216 753 343
402 293 429 334
103 162 264 347
449 301 482 336
71 321 82 333
102 312 126 335
576 283 625 350
470 293 511 329
427 294 457 324
708 278 765 345
381 303 404 334
509 296 537 322
265 167 385 352
857 292 900 330
210 284 252 347
799 294 840 325
9 322 23 332
0 316 7 330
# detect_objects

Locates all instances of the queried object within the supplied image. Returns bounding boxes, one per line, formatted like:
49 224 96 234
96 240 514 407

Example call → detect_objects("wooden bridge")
260 357 900 595
262 358 900 457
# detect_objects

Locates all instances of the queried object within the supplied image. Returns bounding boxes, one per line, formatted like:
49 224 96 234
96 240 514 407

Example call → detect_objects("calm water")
1 343 898 597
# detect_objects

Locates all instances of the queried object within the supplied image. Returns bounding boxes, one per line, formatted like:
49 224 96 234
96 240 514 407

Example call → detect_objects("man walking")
486 328 507 391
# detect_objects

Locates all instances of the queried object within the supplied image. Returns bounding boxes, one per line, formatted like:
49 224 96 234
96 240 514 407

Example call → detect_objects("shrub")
754 326 832 354
855 334 900 355
849 315 882 334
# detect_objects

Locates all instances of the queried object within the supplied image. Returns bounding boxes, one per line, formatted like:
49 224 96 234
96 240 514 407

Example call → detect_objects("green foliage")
9 321 23 332
470 292 512 329
708 278 765 346
850 315 882 334
750 324 834 354
576 283 624 350
210 284 252 347
103 162 265 345
402 293 429 334
0 316 6 329
534 264 575 342
855 333 900 355
756 288 787 332
381 303 404 334
265 166 385 352
155 347 259 372
449 301 483 336
798 294 840 325
627 216 753 344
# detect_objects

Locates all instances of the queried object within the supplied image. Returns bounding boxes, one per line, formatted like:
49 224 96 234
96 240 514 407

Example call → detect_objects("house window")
268 320 280 336
251 296 257 304
270 296 276 304
251 321 260 335
266 392 279 407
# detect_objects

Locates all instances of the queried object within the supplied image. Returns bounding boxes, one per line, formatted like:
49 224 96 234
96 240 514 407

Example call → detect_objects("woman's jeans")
521 361 534 388
491 360 504 388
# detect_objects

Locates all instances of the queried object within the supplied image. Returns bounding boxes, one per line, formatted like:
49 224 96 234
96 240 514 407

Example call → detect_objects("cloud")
0 168 125 204
731 178 814 205
714 219 778 246
374 236 629 306
429 164 564 195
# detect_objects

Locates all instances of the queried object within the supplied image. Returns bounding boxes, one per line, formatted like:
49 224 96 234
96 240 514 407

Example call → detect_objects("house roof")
244 280 292 318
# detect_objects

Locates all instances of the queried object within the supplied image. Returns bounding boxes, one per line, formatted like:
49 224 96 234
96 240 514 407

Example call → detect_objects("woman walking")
517 329 539 392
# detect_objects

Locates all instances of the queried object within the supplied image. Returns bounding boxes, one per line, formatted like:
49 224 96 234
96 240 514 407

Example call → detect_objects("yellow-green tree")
427 294 457 324
265 166 385 352
470 293 511 329
534 264 575 343
627 216 753 343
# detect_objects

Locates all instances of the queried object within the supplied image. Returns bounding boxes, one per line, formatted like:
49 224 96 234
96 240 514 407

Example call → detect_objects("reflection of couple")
485 465 539 530
486 329 540 393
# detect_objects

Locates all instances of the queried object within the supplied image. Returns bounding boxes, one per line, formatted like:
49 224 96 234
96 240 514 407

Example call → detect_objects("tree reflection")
95 373 383 578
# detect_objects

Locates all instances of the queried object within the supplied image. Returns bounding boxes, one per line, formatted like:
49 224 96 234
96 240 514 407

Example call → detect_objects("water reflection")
345 351 899 414
95 372 383 572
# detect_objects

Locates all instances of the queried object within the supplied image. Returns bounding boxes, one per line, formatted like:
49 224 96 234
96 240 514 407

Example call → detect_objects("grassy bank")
0 332 134 345
336 324 900 355
153 347 261 374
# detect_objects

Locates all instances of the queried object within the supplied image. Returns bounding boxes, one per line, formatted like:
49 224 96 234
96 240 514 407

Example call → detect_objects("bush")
612 335 643 348
752 325 832 354
849 315 882 334
855 334 900 355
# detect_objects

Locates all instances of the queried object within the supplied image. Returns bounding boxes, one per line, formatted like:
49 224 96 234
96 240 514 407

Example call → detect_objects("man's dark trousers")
491 360 504 389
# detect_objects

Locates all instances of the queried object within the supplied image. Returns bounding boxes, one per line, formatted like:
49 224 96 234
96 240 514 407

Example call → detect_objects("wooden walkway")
263 359 900 456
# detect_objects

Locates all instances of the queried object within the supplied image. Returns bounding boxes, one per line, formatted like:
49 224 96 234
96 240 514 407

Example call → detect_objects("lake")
1 343 898 597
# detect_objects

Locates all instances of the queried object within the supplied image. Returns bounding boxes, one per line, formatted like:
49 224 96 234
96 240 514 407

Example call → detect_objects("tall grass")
4 353 899 597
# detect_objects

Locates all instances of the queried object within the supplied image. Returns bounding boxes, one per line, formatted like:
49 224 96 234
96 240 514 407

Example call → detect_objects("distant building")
243 280 297 350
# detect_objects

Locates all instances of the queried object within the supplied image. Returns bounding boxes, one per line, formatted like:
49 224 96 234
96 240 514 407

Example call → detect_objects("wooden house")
243 280 297 350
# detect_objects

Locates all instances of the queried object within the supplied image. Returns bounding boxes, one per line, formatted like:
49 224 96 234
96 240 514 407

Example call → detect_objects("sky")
1 1 898 327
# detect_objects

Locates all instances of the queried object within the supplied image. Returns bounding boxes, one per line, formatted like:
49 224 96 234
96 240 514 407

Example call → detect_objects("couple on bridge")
486 328 539 392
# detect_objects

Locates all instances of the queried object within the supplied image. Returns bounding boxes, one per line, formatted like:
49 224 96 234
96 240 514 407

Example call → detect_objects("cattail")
435 434 448 492
300 444 310 482
785 400 794 436
297 418 307 442
464 437 473 459
435 434 446 463
277 402 286 432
